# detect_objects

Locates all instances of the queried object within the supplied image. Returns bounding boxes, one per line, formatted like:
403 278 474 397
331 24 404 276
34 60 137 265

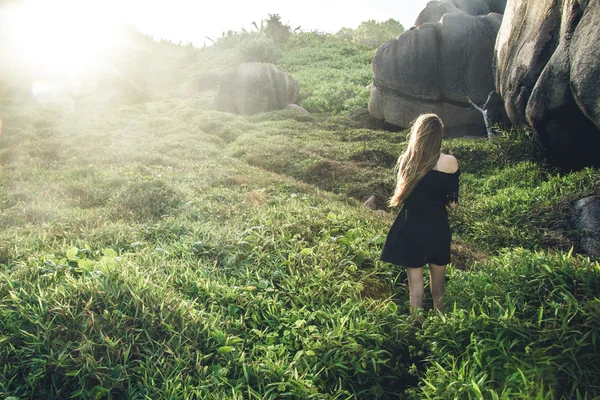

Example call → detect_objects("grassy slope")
0 32 599 399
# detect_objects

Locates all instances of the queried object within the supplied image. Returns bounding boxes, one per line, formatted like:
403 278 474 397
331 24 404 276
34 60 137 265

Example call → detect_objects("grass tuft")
112 179 184 221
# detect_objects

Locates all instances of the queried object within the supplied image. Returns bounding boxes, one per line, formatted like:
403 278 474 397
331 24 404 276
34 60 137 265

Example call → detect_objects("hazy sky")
117 0 431 46
1 0 431 76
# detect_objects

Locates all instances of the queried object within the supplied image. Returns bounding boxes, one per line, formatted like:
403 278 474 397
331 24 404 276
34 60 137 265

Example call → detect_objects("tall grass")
0 27 599 399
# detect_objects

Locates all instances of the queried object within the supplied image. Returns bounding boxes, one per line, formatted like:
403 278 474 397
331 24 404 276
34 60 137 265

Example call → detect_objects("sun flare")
1 0 123 77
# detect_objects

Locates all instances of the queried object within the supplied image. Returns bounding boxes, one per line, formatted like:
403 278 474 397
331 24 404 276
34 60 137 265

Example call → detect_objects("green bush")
186 70 222 92
354 19 405 48
336 19 405 49
264 14 292 44
281 35 374 114
237 38 283 64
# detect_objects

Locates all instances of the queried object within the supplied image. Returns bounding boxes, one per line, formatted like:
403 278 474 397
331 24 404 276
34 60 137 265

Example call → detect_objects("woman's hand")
446 191 459 209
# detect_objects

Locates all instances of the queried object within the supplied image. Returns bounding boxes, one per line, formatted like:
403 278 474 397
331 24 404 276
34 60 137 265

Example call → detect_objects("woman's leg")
429 263 447 311
406 267 424 312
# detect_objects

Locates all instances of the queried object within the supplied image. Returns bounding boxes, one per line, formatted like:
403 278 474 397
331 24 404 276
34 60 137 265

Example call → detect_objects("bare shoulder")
436 154 459 173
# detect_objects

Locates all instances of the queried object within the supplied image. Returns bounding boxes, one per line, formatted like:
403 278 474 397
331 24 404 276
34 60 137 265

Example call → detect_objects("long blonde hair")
389 114 444 207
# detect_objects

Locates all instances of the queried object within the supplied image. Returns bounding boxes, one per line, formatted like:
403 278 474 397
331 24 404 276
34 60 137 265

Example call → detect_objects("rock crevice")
494 0 600 169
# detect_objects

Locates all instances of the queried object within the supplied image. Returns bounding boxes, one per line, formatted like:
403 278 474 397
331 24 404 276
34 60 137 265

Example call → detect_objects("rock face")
415 2 461 26
369 10 506 137
444 0 490 16
484 0 507 14
571 196 600 258
416 0 507 26
364 195 378 210
494 0 600 169
214 63 299 115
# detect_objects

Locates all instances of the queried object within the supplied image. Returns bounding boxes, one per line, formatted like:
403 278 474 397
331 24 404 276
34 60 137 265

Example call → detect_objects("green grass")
415 250 600 399
280 33 374 113
1 93 599 399
0 28 599 399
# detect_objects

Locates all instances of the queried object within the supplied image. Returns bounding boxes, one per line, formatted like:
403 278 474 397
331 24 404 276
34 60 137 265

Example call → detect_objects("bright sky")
117 0 430 46
0 0 430 78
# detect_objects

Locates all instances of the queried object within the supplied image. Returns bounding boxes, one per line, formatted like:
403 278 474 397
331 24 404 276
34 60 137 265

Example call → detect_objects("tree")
264 14 292 44
354 19 404 48
335 27 356 41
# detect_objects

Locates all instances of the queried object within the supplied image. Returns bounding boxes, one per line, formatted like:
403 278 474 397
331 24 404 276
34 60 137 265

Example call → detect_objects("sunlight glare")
2 0 123 77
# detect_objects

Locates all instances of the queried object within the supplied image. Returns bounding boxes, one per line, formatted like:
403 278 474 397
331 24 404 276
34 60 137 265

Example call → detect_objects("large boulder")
495 0 600 169
483 0 507 14
415 2 461 26
214 63 299 115
369 11 505 137
416 0 506 26
444 0 490 16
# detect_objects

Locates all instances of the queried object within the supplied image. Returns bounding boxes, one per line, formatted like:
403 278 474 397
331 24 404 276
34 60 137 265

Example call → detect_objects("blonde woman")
381 114 460 312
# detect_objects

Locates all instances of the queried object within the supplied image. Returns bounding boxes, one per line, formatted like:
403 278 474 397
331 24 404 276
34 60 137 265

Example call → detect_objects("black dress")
381 169 460 268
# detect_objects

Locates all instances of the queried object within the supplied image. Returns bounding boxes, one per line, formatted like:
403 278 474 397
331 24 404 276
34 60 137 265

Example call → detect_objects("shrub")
336 19 405 49
298 74 371 114
264 13 292 44
237 37 283 64
282 32 374 114
187 70 222 92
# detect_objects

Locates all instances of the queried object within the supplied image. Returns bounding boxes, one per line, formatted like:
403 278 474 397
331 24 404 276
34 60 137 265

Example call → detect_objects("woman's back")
404 167 460 211
381 153 460 268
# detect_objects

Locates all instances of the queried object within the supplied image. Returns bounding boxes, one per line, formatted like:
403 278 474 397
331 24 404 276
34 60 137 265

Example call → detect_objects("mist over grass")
0 22 599 399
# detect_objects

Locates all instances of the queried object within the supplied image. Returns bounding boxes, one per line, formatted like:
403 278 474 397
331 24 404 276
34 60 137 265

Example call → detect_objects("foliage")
0 19 599 400
213 28 258 50
335 27 356 41
281 33 374 113
145 17 378 113
336 19 405 49
411 250 600 399
264 13 293 44
237 38 283 64
227 117 600 256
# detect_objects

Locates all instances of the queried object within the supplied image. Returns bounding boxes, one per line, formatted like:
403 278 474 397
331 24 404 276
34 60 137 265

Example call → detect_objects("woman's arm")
440 155 459 209
447 191 458 209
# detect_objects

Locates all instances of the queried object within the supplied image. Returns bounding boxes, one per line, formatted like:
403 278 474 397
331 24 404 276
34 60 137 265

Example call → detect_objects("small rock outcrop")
284 104 310 114
364 195 378 210
571 196 600 258
369 9 506 137
214 63 299 115
494 0 600 169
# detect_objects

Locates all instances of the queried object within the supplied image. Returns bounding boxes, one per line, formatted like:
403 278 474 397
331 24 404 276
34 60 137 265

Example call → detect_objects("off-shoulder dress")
381 169 460 268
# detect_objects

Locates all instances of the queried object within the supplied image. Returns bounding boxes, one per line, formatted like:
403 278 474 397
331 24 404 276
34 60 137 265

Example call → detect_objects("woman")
381 113 459 312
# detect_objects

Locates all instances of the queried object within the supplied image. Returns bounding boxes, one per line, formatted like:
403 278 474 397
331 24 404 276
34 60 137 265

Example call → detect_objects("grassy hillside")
0 26 599 399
